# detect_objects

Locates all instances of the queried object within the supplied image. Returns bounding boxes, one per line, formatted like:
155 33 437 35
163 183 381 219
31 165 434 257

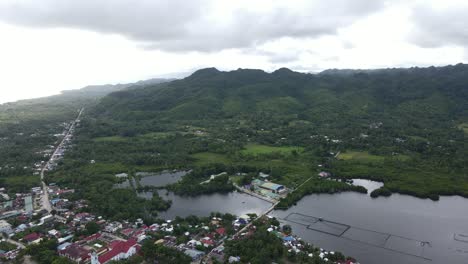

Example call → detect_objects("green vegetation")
24 238 73 264
0 79 170 193
2 65 468 220
0 241 17 252
240 144 303 155
337 151 385 163
277 179 367 208
370 187 392 198
140 240 191 264
224 216 352 264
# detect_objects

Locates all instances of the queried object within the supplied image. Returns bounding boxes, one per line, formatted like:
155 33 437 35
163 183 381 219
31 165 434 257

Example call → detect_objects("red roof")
84 233 101 241
215 227 226 236
120 228 134 236
132 229 145 238
98 239 137 264
23 232 40 242
201 238 214 246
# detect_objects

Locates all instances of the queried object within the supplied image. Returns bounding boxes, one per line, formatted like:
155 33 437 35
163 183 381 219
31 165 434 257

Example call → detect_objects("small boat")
318 217 323 222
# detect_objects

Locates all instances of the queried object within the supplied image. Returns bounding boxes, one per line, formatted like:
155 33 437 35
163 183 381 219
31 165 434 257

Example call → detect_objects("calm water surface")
270 180 468 264
139 190 272 220
137 170 188 187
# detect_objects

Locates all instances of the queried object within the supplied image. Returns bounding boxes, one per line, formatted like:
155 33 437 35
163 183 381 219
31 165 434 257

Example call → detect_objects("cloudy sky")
0 0 467 103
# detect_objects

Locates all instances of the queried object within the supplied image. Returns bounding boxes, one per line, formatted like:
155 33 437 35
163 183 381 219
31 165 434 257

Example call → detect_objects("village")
0 109 358 264
0 178 357 264
0 160 356 264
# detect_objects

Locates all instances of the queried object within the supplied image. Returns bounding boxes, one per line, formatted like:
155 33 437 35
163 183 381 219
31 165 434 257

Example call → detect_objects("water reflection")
139 190 272 220
271 192 468 264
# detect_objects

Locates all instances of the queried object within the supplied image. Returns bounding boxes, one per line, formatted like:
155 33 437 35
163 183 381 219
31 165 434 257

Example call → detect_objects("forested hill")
95 64 468 128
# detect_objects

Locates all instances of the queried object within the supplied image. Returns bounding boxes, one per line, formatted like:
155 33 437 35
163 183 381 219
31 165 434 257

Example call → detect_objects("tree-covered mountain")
47 64 468 220
97 65 467 124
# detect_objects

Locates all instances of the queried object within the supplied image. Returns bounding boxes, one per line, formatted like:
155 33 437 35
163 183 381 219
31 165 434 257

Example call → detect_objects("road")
204 177 315 262
39 108 83 212
5 238 26 249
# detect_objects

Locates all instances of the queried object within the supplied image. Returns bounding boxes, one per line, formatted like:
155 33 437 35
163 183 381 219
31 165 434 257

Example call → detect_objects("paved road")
39 108 83 212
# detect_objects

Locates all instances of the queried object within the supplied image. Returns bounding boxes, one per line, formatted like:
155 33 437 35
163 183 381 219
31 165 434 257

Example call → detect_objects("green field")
337 151 385 162
191 150 315 188
240 144 304 155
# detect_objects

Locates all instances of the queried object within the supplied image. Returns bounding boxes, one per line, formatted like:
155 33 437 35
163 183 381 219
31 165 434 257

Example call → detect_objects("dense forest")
2 64 468 220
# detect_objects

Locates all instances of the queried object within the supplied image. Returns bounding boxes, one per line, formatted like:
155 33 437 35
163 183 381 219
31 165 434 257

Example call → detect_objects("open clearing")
337 151 385 162
240 144 304 155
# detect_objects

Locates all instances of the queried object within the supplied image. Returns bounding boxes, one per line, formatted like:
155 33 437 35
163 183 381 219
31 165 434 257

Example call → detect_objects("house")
187 239 202 248
213 245 224 254
0 220 13 235
259 182 286 194
59 243 90 263
120 228 134 237
91 239 139 264
215 227 226 236
318 171 331 178
200 237 215 247
48 229 60 237
23 232 41 244
115 173 128 178
105 222 122 233
83 233 101 242
58 235 73 244
184 249 204 260
228 256 241 263
154 239 165 245
57 242 72 251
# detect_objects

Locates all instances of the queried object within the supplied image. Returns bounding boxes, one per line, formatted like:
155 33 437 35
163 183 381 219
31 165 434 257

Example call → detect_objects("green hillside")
47 64 468 219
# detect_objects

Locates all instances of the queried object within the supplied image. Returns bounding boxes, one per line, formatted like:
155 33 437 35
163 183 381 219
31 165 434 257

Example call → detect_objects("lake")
270 180 468 264
137 170 189 187
114 170 188 189
139 190 272 220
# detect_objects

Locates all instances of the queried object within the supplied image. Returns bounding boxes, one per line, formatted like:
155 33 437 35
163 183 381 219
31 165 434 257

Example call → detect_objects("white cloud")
409 1 468 48
0 0 467 103
0 0 385 52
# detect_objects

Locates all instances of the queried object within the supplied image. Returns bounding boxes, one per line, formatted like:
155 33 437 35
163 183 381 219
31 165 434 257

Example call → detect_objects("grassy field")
240 144 304 155
337 151 385 162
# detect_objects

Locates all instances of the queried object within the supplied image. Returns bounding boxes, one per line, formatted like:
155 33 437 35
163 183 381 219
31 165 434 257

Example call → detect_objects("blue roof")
283 236 294 241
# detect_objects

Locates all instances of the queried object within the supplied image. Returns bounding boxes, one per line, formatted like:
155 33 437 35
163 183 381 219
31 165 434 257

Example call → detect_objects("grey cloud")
409 4 468 48
0 0 385 52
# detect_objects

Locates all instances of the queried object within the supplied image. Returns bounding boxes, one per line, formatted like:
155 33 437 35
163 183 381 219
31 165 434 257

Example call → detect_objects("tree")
85 221 100 235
